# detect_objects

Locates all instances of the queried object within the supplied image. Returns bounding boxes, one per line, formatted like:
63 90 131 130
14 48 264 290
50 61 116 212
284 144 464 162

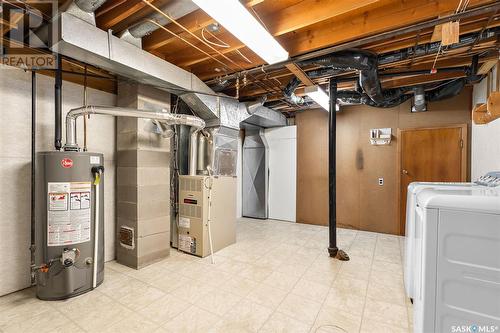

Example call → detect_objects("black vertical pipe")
54 54 62 150
328 79 338 257
30 71 36 284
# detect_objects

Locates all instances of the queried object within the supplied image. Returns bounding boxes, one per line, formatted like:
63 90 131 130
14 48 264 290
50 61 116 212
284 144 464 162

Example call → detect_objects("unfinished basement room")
1 0 500 332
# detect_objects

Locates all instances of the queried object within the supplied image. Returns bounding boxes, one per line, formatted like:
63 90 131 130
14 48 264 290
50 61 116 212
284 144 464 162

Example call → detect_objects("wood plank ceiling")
2 0 499 110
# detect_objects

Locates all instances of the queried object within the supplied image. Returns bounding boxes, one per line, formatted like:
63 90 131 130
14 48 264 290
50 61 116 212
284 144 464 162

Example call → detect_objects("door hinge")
460 139 464 148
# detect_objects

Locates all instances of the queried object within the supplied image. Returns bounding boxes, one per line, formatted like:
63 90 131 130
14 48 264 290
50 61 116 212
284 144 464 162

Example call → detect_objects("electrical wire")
142 0 283 95
201 28 230 48
201 28 253 64
235 49 252 64
147 19 233 73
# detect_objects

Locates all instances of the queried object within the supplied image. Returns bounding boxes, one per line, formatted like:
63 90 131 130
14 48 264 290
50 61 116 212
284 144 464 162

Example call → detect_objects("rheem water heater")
35 151 104 300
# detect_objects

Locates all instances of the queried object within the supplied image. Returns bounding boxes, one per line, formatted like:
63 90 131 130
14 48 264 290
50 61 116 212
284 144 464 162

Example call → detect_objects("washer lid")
416 187 500 214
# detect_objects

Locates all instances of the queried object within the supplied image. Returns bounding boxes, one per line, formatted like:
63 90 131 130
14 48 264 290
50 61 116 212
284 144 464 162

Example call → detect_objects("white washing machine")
413 183 500 333
404 182 473 299
404 173 500 300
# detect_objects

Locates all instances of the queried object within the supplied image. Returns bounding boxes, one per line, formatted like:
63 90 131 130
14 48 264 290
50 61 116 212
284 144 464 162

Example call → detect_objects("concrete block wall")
0 67 116 296
116 82 171 269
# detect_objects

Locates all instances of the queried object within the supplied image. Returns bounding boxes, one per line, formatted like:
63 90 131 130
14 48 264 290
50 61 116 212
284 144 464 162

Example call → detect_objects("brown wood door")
398 125 467 235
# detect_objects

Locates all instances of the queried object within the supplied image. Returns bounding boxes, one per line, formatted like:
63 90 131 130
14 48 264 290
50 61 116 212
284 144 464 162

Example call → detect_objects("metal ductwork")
51 10 286 126
62 0 107 25
128 1 198 38
412 86 427 112
180 93 286 176
119 1 198 47
52 7 286 176
73 0 107 13
242 126 268 219
243 105 287 128
52 11 213 95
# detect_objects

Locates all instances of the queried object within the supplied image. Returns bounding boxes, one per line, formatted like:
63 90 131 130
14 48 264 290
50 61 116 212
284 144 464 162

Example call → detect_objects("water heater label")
47 182 92 247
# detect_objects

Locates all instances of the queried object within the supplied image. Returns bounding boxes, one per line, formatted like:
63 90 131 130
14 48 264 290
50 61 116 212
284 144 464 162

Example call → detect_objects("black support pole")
328 78 349 261
30 71 36 284
54 54 62 150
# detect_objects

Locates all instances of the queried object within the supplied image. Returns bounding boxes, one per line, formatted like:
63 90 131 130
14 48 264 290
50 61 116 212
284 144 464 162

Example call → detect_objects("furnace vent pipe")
189 128 199 176
64 105 205 151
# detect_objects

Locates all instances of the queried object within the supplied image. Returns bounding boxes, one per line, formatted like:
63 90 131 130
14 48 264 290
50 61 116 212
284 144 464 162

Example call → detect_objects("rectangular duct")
52 12 213 96
242 126 268 219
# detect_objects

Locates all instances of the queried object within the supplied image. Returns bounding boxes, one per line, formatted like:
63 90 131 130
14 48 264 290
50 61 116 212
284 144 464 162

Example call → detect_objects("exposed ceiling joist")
159 0 385 69
142 0 264 52
285 63 315 86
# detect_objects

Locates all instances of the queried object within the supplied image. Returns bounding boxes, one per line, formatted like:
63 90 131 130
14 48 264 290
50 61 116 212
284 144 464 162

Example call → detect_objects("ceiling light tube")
193 0 289 64
304 85 330 111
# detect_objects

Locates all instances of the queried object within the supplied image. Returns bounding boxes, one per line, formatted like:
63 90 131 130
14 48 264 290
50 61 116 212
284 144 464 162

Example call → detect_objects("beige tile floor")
0 218 413 333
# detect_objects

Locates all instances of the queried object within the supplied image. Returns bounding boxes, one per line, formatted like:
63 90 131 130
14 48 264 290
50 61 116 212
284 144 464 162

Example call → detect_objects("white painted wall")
265 126 297 222
0 67 116 296
471 65 500 179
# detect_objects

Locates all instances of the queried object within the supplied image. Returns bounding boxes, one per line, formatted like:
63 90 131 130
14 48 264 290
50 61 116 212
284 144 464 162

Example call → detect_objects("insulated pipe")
64 105 205 151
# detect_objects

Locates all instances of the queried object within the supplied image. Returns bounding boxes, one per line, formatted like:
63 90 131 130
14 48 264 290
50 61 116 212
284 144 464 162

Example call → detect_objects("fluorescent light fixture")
193 0 289 64
304 85 330 111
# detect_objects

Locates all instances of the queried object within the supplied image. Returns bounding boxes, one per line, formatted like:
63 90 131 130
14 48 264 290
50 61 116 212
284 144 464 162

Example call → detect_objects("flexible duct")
126 1 198 38
336 91 412 108
283 77 305 105
279 29 497 109
73 0 107 13
413 86 426 112
283 49 399 106
64 105 205 151
299 49 386 104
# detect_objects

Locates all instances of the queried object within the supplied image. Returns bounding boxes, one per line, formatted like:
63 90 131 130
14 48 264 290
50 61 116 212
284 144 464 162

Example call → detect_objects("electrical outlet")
378 178 384 186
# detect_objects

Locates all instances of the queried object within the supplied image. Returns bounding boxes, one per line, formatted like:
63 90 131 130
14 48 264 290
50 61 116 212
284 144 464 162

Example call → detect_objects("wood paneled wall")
296 87 472 234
